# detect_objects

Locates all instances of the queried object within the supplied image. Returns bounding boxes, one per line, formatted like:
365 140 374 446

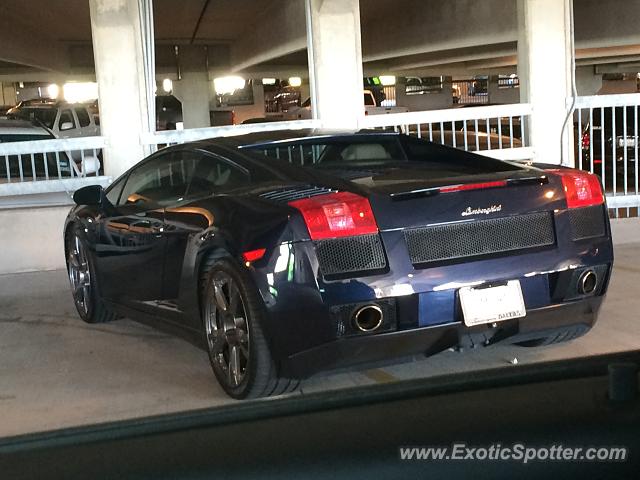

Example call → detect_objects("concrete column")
89 0 154 177
305 0 364 129
171 46 211 129
517 0 574 165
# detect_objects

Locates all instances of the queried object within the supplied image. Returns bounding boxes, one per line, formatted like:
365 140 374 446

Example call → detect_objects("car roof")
0 118 50 135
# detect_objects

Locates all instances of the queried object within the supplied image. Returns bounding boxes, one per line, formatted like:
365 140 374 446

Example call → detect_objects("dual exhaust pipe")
578 269 598 295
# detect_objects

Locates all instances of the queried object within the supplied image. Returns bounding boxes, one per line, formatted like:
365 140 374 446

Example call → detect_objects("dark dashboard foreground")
1 350 638 479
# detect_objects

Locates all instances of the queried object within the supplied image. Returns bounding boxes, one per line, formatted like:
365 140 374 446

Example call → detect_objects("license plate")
459 280 526 327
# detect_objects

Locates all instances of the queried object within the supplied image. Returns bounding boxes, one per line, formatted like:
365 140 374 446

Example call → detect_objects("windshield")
10 107 57 129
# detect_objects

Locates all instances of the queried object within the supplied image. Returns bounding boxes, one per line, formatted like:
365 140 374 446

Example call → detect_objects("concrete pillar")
517 0 574 165
1 82 17 106
575 66 602 96
171 46 211 129
305 0 364 129
89 0 154 177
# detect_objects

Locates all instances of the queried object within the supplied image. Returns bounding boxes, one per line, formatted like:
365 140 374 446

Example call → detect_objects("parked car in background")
7 99 100 140
156 95 183 130
425 129 523 151
281 90 409 121
578 106 638 185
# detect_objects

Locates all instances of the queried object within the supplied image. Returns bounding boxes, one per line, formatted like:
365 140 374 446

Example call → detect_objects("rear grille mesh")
315 234 386 276
404 211 555 265
568 205 606 240
259 185 335 203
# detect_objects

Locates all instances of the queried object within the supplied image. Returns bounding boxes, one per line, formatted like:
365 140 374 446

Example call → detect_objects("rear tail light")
550 169 604 208
289 191 378 240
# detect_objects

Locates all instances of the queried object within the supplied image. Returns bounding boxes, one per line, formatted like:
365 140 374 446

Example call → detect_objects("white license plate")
459 280 526 327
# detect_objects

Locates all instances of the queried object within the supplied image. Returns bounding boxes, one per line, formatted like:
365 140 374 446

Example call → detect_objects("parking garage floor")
1 242 639 438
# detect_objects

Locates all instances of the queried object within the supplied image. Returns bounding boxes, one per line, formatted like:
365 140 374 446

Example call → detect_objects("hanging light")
47 84 60 99
213 76 245 95
288 76 302 87
379 75 396 86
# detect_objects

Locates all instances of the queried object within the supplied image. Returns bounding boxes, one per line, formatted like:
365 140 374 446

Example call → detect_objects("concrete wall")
576 66 603 96
396 86 453 111
0 205 70 274
487 76 520 104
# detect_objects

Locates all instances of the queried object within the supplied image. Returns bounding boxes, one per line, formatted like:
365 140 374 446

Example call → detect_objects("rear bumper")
281 296 603 379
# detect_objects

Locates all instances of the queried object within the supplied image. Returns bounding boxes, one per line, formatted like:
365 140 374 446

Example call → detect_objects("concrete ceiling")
0 0 639 81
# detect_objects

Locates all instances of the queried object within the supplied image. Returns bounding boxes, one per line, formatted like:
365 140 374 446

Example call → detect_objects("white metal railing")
0 136 105 183
358 103 534 161
573 93 640 212
0 136 110 203
141 119 322 148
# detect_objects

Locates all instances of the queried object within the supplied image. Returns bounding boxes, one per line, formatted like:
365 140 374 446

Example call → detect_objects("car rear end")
242 138 613 378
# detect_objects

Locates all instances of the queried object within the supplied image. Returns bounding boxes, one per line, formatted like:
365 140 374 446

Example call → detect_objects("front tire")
200 256 299 399
65 225 117 324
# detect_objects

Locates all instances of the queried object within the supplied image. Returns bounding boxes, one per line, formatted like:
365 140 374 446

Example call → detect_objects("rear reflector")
549 169 604 209
242 248 266 263
289 191 378 240
439 180 507 193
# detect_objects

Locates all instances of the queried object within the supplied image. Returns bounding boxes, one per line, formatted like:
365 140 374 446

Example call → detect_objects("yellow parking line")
362 368 398 384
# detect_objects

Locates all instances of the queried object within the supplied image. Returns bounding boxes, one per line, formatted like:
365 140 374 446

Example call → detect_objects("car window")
186 153 249 198
364 92 375 106
117 150 199 208
75 108 91 128
58 110 76 130
105 175 127 205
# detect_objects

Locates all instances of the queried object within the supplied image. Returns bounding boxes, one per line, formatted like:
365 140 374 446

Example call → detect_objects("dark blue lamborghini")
65 130 613 398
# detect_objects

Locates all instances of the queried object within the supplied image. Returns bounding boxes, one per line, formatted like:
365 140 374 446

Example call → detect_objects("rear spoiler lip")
389 175 549 201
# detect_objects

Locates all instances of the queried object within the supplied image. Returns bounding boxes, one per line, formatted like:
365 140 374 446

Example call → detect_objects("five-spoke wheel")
67 233 92 316
204 271 251 389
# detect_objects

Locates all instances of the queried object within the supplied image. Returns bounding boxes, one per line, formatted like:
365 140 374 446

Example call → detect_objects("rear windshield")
242 136 521 175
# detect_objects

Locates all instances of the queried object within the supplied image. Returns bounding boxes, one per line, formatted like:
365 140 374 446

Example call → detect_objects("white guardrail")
358 103 534 161
573 93 640 211
3 100 639 213
0 136 110 199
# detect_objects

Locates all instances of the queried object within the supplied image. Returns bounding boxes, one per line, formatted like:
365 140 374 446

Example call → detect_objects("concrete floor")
1 243 639 438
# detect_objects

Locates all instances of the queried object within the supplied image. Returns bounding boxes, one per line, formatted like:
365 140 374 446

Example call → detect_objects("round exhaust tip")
353 305 384 332
578 270 598 295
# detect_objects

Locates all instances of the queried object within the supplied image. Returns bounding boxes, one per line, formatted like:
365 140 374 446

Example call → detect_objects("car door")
95 150 196 305
162 150 250 319
74 106 96 136
57 108 78 139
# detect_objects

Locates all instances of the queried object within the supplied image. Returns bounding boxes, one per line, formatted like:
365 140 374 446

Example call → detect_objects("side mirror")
60 121 74 131
73 185 104 206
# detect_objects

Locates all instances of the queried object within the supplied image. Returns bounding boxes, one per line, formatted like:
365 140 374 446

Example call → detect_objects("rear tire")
65 225 118 324
200 255 299 399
